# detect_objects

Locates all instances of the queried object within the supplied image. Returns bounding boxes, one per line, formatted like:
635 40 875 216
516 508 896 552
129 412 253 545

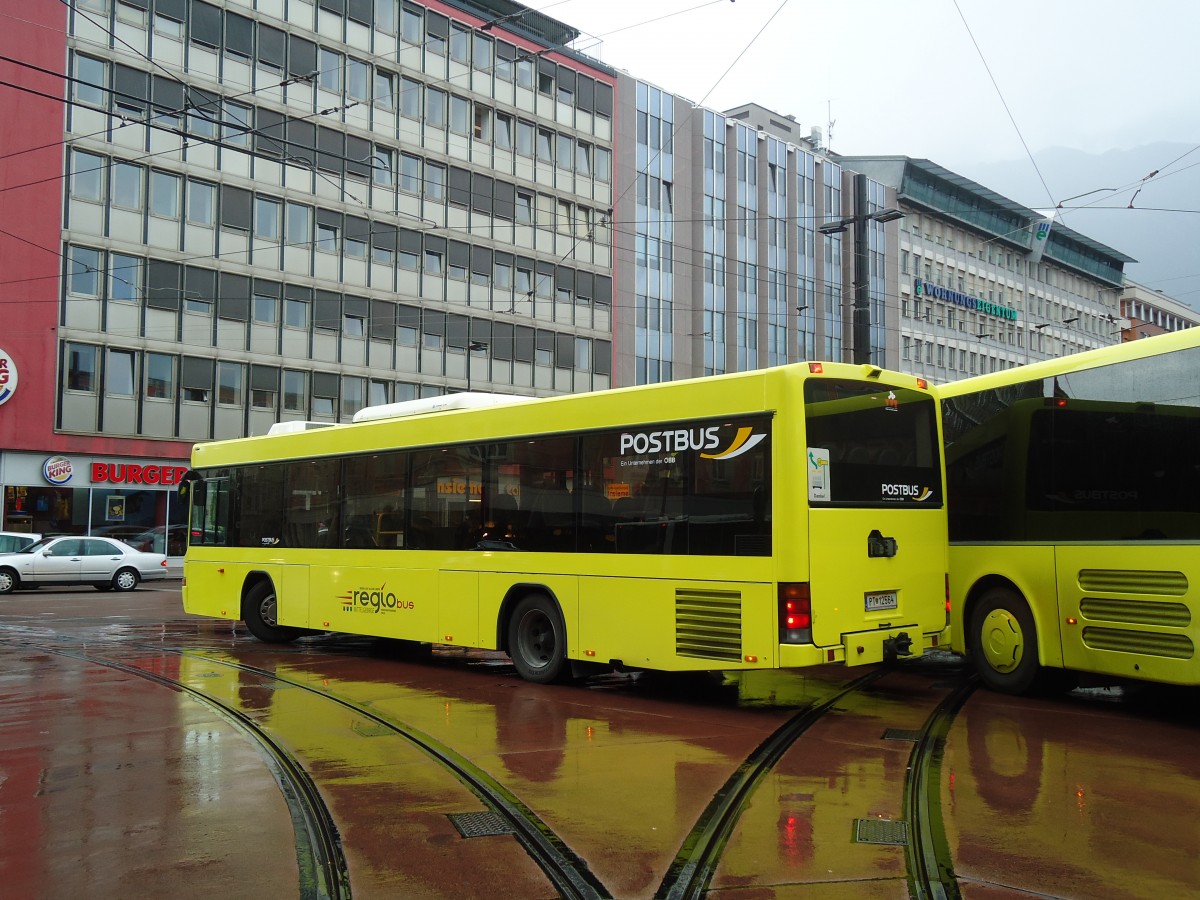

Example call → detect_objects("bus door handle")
867 530 898 558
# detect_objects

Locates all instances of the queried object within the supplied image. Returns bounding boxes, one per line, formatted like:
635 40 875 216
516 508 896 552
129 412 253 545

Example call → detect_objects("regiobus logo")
339 584 414 614
619 425 766 461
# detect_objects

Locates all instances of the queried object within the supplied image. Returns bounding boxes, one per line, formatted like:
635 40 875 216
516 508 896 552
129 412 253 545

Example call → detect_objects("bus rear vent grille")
676 589 742 662
1080 597 1191 628
1081 627 1194 659
1078 569 1188 596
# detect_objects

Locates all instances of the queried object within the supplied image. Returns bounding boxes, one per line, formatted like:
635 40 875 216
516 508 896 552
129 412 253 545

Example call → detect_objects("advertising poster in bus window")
808 448 830 502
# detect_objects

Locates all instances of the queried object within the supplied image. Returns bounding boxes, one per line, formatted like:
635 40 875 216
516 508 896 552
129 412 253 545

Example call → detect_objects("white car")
0 535 169 594
0 531 40 553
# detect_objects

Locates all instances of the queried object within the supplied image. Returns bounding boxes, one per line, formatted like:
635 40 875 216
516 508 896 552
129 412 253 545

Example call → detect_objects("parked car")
0 536 169 594
127 524 189 556
0 531 40 554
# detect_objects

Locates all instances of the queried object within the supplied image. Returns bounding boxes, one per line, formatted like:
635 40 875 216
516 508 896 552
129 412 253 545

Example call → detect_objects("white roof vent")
352 392 531 423
266 421 336 435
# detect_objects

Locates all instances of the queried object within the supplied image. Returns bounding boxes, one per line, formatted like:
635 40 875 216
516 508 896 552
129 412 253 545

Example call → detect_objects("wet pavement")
2 586 1198 898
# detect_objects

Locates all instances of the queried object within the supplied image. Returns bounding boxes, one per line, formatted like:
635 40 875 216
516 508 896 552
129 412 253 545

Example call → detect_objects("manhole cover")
448 812 514 839
854 818 908 845
351 719 393 738
882 728 921 742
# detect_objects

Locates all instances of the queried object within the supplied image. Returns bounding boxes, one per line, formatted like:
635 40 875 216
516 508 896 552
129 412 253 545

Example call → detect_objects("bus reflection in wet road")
1 587 1197 899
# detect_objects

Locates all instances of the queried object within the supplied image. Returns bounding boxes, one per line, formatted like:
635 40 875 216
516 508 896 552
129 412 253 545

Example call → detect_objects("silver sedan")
0 536 169 594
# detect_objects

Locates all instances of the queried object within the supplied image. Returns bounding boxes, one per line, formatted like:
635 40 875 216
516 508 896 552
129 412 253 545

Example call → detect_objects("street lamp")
818 173 905 364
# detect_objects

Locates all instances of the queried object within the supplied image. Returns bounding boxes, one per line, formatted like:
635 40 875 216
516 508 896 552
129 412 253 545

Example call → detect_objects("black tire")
243 580 301 643
112 568 139 592
969 586 1044 695
0 568 17 594
507 593 568 684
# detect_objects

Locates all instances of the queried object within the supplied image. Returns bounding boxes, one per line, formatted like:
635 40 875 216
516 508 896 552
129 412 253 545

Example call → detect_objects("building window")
374 69 395 110
188 180 215 226
283 370 307 412
68 246 102 296
347 59 370 103
449 24 470 64
424 248 443 275
146 353 174 399
372 148 394 186
70 149 104 201
217 362 244 406
149 171 179 218
316 222 339 253
449 95 470 135
425 163 446 201
253 293 278 324
251 387 276 409
112 163 144 210
285 297 310 328
319 49 343 93
400 76 421 119
222 102 252 149
400 153 420 193
106 349 136 396
255 197 281 241
286 203 311 245
67 344 98 392
110 253 141 302
72 54 106 107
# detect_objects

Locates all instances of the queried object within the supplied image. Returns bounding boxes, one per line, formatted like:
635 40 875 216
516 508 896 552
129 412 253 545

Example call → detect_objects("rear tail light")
779 582 813 644
160 559 168 568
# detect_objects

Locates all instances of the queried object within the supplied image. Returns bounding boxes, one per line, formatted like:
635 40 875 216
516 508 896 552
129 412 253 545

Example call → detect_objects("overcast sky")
552 0 1199 207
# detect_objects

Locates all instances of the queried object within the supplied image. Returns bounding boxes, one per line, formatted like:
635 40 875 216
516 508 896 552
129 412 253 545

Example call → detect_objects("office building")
0 0 615 545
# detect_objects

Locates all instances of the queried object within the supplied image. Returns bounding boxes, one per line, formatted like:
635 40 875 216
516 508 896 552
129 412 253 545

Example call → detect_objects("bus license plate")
865 591 898 611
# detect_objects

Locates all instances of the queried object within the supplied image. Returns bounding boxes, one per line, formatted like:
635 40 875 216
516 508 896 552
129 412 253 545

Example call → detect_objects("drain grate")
447 812 515 839
854 818 908 845
881 728 922 742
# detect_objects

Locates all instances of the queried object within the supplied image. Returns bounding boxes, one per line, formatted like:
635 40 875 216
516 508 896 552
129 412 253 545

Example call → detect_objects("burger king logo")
43 456 74 485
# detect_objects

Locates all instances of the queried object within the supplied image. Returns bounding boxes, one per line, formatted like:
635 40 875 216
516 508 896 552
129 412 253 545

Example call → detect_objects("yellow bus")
939 328 1200 693
181 362 949 683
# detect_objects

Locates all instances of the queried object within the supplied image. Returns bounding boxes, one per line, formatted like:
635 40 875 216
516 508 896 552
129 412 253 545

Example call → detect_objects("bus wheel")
243 580 301 644
970 587 1042 695
508 594 567 684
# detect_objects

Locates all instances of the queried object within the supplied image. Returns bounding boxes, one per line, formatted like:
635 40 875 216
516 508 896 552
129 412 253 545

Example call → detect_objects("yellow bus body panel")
184 362 947 675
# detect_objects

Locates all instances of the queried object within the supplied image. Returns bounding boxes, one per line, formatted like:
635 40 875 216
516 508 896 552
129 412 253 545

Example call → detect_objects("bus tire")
0 568 17 594
969 587 1043 695
508 593 568 684
243 580 301 644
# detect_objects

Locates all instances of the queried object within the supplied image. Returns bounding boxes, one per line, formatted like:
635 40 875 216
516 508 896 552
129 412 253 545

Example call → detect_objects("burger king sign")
0 347 16 406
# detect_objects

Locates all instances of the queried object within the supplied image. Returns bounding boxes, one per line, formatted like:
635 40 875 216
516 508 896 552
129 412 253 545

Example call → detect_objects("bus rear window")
804 380 942 507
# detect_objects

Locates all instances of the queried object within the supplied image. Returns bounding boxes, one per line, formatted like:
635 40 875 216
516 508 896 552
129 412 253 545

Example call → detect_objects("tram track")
3 633 610 900
4 622 976 899
0 637 351 900
904 676 976 900
655 664 976 900
654 667 893 899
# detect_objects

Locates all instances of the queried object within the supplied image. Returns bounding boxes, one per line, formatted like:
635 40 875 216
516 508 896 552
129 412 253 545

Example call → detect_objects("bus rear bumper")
779 627 943 668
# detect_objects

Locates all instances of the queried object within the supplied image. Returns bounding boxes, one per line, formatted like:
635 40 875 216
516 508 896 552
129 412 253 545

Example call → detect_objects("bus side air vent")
1081 627 1194 660
1077 569 1188 596
675 589 742 662
1079 597 1191 628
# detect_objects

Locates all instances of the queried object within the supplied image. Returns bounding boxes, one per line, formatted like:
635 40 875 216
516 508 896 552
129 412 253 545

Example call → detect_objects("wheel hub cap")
980 609 1023 673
